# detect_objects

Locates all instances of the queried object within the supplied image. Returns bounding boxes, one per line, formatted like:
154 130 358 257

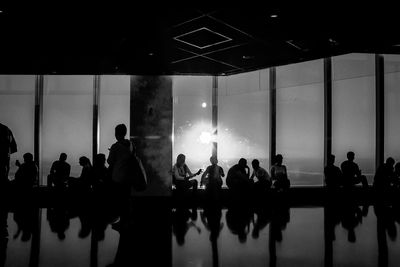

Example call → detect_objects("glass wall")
0 75 35 179
384 55 400 162
42 75 93 183
218 70 269 183
172 76 213 182
276 60 324 186
99 75 130 156
332 53 375 183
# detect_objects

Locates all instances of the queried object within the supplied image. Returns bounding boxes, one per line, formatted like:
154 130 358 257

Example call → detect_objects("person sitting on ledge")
68 156 92 190
250 159 271 194
270 154 290 191
172 154 201 197
91 153 109 190
324 154 343 189
226 158 252 197
340 151 368 189
13 153 38 190
373 157 395 191
48 153 71 189
201 156 224 202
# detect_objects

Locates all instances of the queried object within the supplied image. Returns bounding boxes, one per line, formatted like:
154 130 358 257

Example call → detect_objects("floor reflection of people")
0 209 7 267
47 207 70 240
225 206 252 243
172 207 200 246
252 207 271 239
269 203 290 267
201 206 223 267
13 207 38 242
341 203 368 243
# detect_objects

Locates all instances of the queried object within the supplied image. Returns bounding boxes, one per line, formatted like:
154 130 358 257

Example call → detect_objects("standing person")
0 123 17 187
172 154 201 196
201 156 224 203
270 154 290 191
250 159 271 193
340 151 368 189
13 153 38 190
48 153 71 189
107 124 134 228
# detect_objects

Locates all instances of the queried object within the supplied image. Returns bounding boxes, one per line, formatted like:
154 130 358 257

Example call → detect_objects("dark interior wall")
130 76 173 196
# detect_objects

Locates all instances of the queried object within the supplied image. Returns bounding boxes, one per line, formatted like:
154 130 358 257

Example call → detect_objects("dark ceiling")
0 4 399 75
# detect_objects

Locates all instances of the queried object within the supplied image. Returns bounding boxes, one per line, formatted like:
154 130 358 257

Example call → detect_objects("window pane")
332 53 375 183
0 75 35 178
99 75 130 156
276 60 324 186
384 54 400 161
218 70 269 183
42 75 93 183
173 76 212 182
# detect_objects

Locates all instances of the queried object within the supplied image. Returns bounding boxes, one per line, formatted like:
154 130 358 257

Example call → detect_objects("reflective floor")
1 201 400 267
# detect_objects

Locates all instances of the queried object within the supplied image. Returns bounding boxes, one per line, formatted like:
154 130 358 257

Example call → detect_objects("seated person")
172 154 201 195
340 151 368 188
92 153 109 189
373 157 395 190
324 154 343 188
393 162 400 188
226 158 252 194
13 153 38 190
47 153 71 188
250 159 271 192
201 156 224 199
68 156 92 189
270 154 290 191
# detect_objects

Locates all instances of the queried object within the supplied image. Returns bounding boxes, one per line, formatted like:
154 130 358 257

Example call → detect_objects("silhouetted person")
340 151 368 189
172 207 200 246
0 123 17 189
48 153 70 189
324 154 343 189
13 153 38 190
270 154 290 191
172 154 201 197
250 159 271 195
374 157 395 191
92 153 109 190
76 156 92 190
393 163 400 189
201 156 224 203
226 158 251 200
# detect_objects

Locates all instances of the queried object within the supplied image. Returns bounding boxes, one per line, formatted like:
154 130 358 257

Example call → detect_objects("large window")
384 55 400 162
218 70 269 182
276 60 324 186
332 53 375 183
0 75 35 179
42 75 93 183
172 76 213 181
99 75 130 156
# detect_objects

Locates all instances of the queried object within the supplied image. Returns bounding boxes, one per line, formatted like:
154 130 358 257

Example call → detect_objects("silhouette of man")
251 159 271 193
324 154 343 188
92 153 109 190
48 153 71 188
172 154 201 197
340 151 368 188
373 157 395 191
13 153 38 190
0 123 17 187
226 158 251 197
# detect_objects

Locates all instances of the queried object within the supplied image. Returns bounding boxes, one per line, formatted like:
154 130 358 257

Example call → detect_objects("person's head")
252 159 260 169
386 157 395 167
238 158 247 168
176 154 186 166
327 154 335 166
94 153 106 167
59 153 67 162
347 151 355 161
210 156 218 165
115 124 127 141
275 154 283 165
79 156 91 167
23 153 33 163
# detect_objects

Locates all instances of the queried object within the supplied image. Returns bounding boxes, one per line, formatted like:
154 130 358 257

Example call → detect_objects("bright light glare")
199 131 212 144
201 102 207 108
